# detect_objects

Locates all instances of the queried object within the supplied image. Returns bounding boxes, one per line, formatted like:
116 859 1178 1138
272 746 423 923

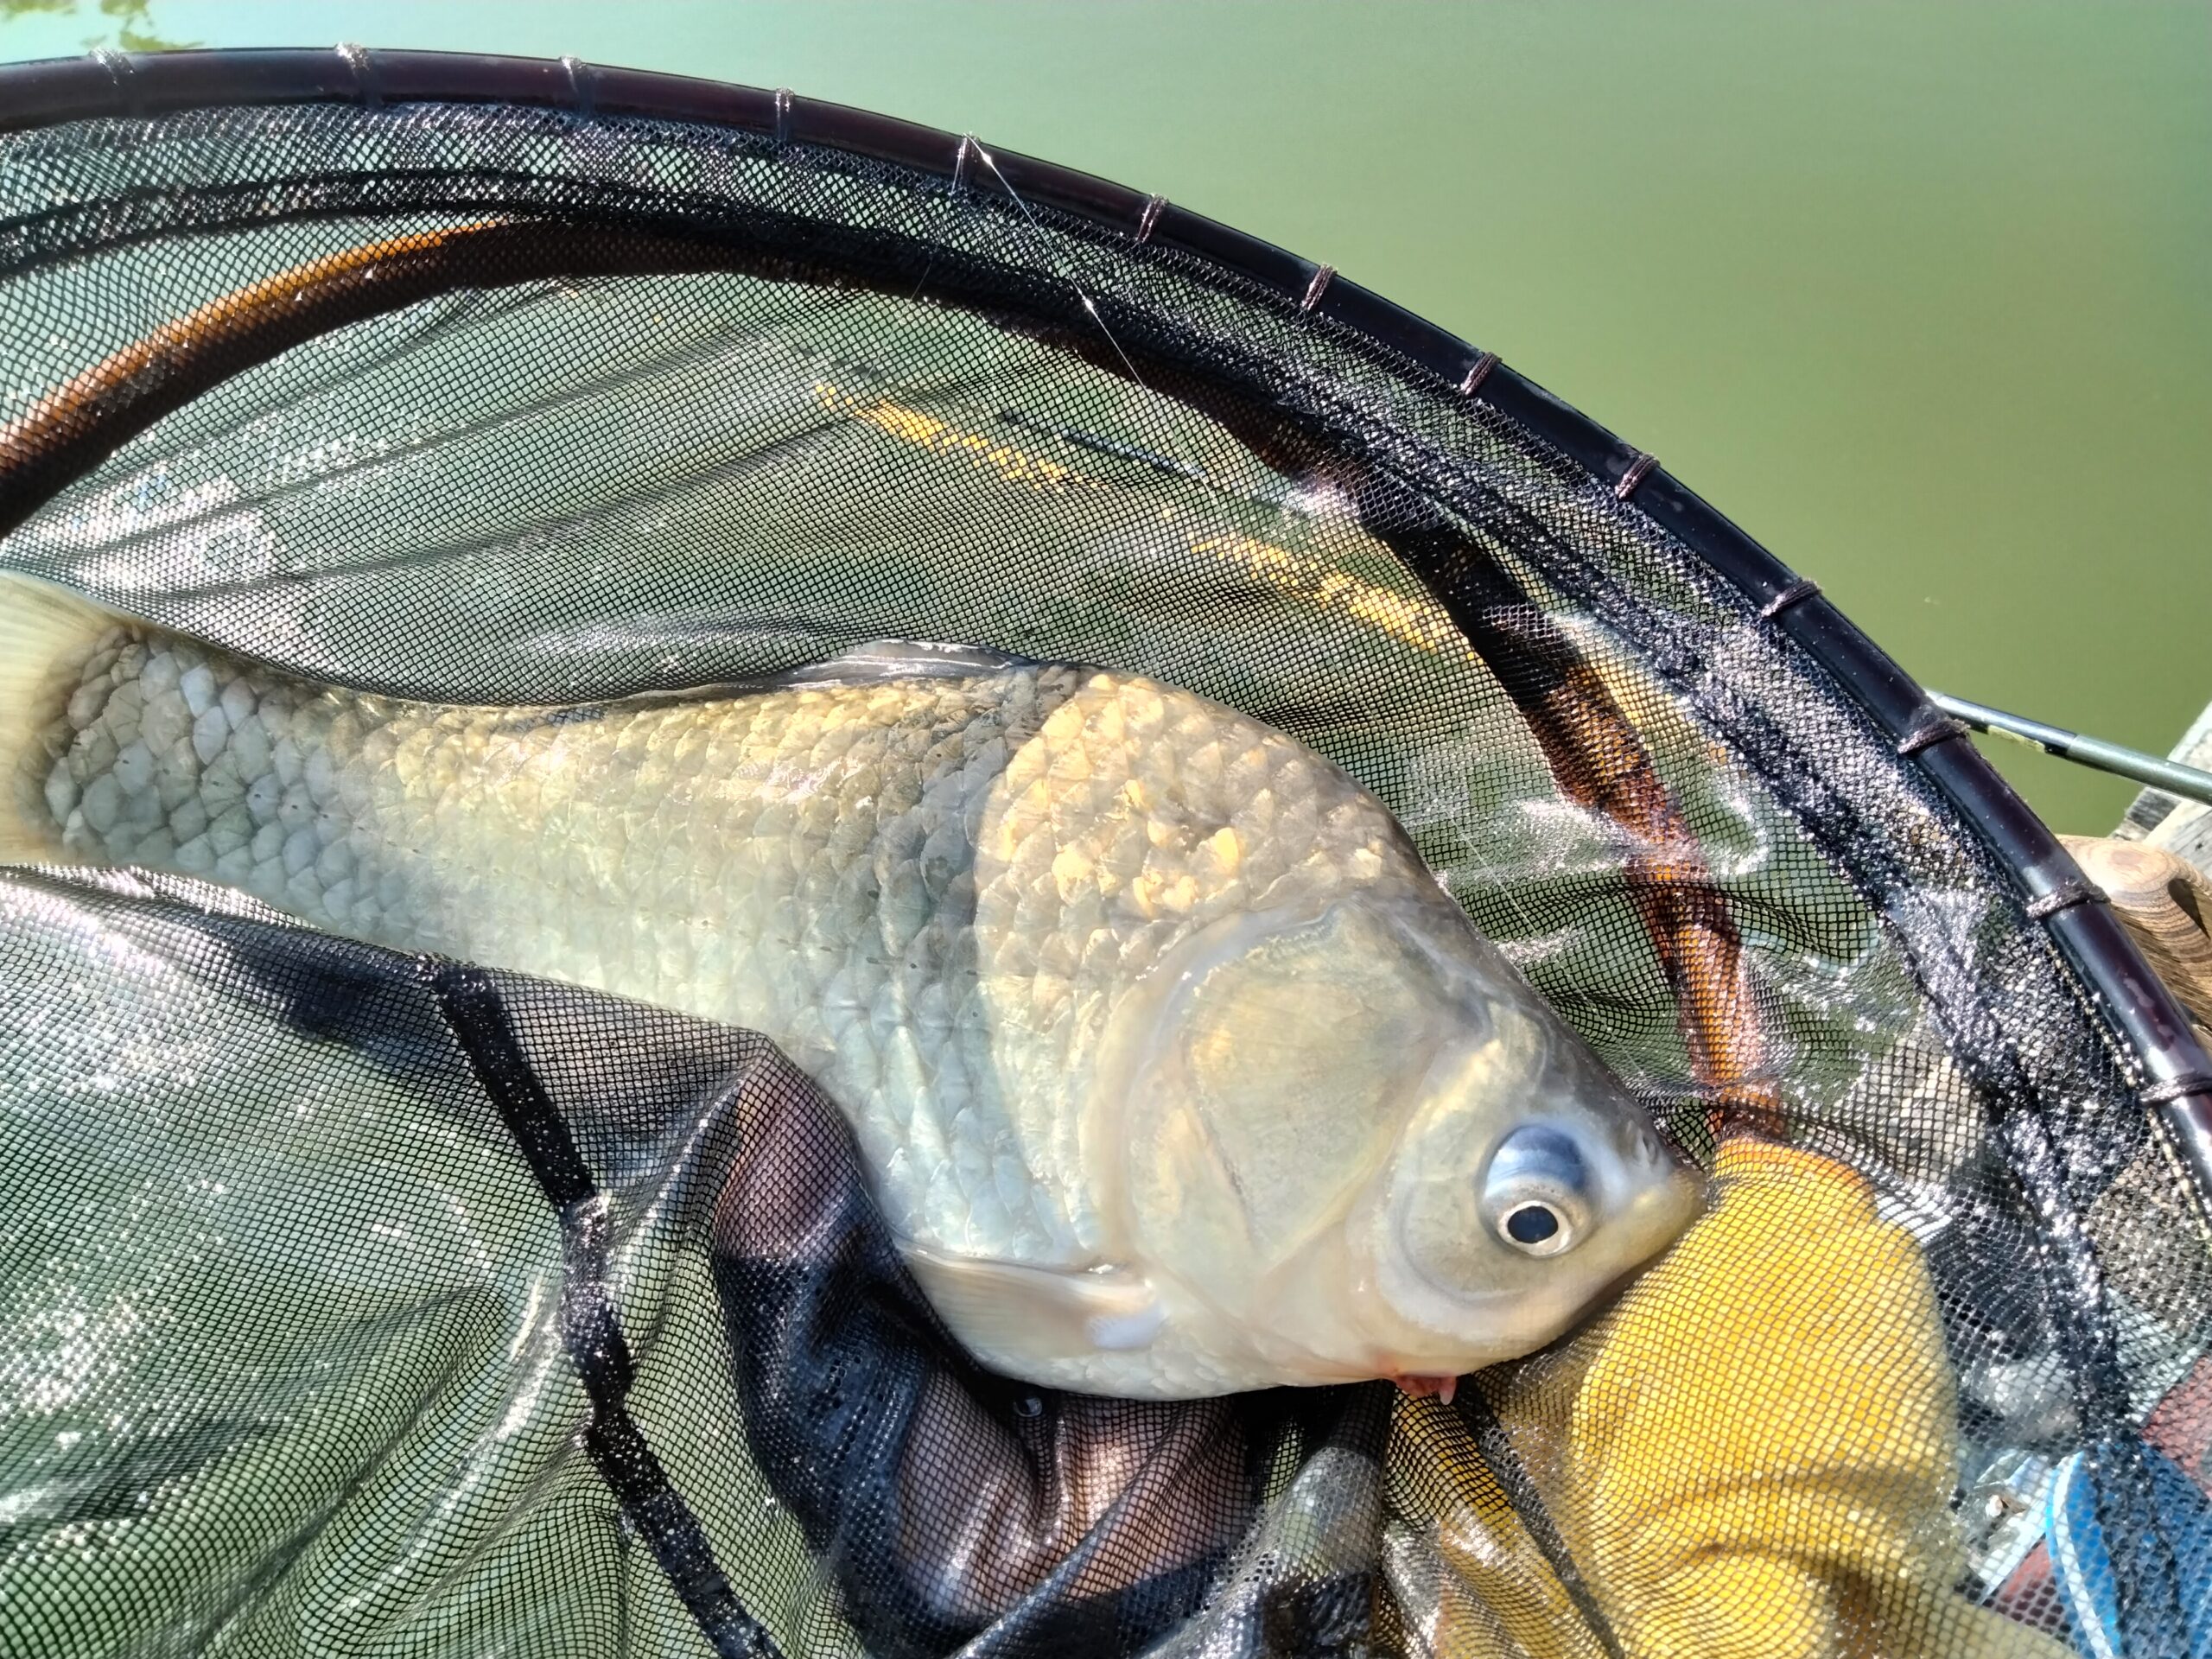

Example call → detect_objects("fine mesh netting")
2 71 2209 1658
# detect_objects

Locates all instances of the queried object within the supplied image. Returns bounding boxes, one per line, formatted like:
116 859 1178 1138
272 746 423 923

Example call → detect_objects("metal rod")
1930 692 2212 811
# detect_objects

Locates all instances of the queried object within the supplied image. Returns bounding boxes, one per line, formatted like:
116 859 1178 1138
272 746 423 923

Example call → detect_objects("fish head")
1334 968 1707 1380
1097 889 1703 1389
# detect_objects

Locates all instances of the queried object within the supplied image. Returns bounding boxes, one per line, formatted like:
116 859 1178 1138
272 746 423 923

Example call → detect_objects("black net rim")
3 40 2209 1213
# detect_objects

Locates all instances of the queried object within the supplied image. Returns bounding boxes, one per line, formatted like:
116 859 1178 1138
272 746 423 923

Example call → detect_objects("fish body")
0 575 1700 1396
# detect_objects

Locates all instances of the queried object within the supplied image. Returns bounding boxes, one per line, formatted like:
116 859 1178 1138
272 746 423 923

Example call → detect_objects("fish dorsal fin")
768 639 1033 689
900 1243 1166 1361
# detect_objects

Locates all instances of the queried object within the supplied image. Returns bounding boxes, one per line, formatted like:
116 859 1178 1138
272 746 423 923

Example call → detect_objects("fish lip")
1611 1158 1707 1273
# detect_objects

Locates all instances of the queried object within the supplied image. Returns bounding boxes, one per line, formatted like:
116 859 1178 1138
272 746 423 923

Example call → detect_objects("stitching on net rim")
1 42 2208 1204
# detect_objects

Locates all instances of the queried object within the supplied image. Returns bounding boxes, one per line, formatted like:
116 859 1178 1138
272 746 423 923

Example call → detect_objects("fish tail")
0 571 128 862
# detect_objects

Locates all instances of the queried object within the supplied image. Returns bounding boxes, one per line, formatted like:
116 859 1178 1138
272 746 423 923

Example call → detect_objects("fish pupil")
1505 1205 1560 1246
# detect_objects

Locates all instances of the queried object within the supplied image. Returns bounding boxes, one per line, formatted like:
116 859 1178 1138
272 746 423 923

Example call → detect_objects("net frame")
1 44 2209 1657
3 42 2207 1206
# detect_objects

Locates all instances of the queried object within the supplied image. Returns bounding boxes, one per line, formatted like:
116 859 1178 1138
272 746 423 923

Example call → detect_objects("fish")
0 573 1700 1398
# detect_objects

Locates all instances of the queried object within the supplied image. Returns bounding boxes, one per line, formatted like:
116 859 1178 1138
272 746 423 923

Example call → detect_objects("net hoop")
3 41 2208 1211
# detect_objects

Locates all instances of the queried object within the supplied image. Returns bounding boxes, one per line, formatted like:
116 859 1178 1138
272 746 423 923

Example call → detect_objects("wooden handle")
2062 836 2212 1033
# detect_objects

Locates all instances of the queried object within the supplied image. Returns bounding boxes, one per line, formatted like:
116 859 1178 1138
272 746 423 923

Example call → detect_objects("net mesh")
1 89 2206 1657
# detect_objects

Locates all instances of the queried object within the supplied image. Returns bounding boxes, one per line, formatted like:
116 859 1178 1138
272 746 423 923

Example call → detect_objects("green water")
5 1 2208 836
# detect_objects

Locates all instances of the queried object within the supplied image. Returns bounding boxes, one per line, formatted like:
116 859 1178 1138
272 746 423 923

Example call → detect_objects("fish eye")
1482 1124 1593 1258
1503 1203 1560 1247
1494 1196 1577 1255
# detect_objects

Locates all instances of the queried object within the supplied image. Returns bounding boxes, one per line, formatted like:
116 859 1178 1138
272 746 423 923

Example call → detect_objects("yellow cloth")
1393 1141 2073 1658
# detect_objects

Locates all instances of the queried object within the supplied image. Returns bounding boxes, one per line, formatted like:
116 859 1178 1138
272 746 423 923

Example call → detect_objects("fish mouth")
1445 1162 1705 1365
1603 1158 1707 1286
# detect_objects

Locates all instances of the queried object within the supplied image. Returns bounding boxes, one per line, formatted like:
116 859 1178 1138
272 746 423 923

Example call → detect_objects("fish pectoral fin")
900 1243 1166 1360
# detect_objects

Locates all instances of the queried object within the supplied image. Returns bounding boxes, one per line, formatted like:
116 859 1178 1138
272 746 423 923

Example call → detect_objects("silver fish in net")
0 575 1699 1397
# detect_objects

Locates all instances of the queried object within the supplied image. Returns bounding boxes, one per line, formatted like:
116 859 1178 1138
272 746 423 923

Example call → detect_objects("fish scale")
26 625 1398 1265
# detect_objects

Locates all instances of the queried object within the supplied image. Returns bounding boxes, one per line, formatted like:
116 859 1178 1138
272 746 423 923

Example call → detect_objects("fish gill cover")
0 48 2208 1659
